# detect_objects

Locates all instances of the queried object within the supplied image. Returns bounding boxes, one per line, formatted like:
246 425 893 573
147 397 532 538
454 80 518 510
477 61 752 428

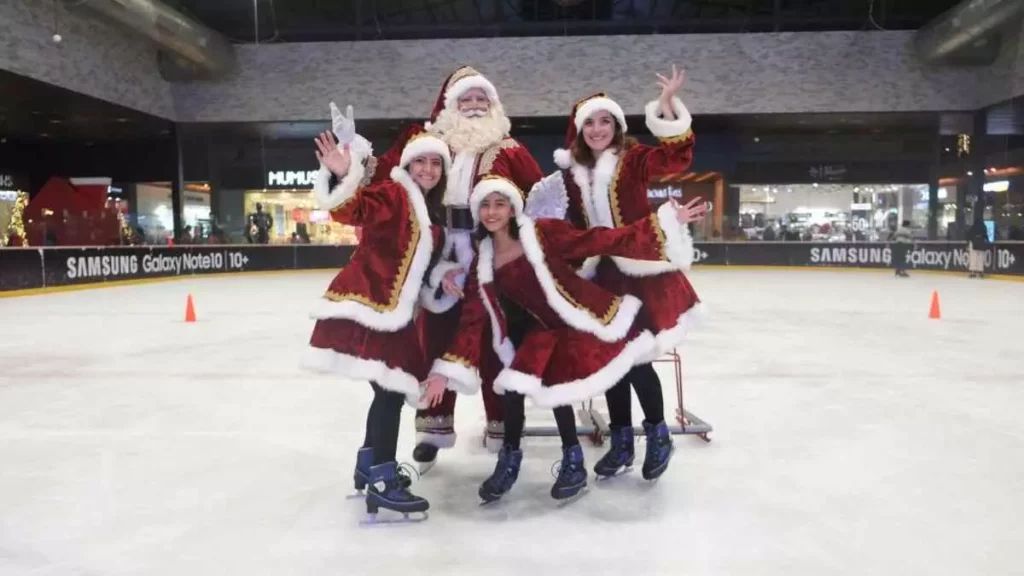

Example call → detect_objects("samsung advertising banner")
0 243 1019 294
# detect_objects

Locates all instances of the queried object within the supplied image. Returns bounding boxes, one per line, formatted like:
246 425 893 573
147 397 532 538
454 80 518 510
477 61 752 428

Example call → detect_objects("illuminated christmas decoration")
957 134 971 157
2 191 29 246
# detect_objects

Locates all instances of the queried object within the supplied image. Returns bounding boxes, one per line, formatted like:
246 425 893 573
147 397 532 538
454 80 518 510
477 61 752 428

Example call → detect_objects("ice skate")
550 444 588 502
412 442 439 475
478 446 523 503
349 448 412 499
593 425 635 480
641 420 675 481
361 462 429 524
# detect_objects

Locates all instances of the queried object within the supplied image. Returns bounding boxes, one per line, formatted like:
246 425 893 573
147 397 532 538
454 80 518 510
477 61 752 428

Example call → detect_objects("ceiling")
167 0 963 42
0 69 173 143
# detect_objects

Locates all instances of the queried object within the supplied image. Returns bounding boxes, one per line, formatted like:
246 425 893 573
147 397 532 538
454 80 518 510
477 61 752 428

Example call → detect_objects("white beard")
431 105 511 155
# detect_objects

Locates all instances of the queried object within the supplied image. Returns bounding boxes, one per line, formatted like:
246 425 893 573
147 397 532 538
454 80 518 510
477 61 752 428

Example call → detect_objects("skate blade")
595 465 634 481
553 487 589 507
360 510 429 525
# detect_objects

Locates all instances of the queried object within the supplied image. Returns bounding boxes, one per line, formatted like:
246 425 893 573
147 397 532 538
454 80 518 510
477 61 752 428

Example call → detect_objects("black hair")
423 173 448 226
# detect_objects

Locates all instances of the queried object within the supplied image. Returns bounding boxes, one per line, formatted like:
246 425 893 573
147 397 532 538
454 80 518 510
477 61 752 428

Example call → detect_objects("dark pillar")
969 110 987 226
928 133 940 240
171 124 184 242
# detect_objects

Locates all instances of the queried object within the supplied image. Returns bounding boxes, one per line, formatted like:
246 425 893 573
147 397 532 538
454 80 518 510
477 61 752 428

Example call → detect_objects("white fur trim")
399 134 452 173
445 75 499 110
569 149 619 228
575 97 627 133
428 260 465 290
496 330 657 408
477 238 517 367
309 167 433 330
644 96 692 139
636 303 704 363
313 148 368 211
524 171 569 220
553 148 572 170
419 230 475 313
301 346 424 409
470 177 525 223
518 218 641 343
415 431 457 449
430 357 482 395
656 200 696 270
610 202 696 277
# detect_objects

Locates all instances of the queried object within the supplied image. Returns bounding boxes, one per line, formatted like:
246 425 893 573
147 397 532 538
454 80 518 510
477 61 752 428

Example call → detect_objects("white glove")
330 102 356 144
330 102 373 158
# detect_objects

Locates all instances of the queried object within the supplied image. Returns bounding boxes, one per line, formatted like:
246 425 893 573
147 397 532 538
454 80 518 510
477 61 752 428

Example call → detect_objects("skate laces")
397 462 420 484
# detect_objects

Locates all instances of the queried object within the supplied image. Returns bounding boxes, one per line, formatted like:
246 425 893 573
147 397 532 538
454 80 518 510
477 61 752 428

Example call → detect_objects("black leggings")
605 363 665 428
502 392 578 450
361 382 406 465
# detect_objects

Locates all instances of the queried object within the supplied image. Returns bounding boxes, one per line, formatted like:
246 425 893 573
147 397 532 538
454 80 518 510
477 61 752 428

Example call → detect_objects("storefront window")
136 182 212 243
738 183 929 241
244 189 358 245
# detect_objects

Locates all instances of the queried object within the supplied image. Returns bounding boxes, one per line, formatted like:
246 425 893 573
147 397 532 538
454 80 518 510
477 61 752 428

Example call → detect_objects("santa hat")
425 66 500 130
470 176 525 224
398 132 452 174
552 92 628 170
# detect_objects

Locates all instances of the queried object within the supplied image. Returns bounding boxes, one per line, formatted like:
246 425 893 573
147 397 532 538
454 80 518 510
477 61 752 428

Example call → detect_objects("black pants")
502 392 578 450
605 363 665 428
892 243 909 273
361 382 405 465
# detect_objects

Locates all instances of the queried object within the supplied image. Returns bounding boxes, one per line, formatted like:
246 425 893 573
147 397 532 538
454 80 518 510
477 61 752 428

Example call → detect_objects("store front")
242 167 358 245
648 172 723 240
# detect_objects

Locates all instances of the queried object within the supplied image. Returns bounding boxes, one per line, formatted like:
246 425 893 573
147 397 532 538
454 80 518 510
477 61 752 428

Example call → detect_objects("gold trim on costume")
441 352 475 368
361 156 378 187
448 66 480 88
537 233 622 325
657 128 694 145
416 414 454 429
477 138 519 177
610 156 625 227
649 213 669 261
323 190 421 311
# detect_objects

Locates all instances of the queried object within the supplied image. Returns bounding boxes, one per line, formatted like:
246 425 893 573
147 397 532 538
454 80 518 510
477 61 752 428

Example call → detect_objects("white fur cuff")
645 96 692 139
656 202 695 270
313 149 368 211
428 260 466 290
431 357 482 395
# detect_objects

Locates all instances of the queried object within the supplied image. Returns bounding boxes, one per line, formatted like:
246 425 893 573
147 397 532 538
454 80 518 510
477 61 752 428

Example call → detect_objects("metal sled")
519 350 713 446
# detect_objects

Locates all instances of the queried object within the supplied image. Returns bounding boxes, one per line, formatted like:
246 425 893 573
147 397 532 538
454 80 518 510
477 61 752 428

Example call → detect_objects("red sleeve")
328 183 399 228
368 123 426 185
537 200 695 270
427 262 487 394
626 96 696 182
502 143 545 195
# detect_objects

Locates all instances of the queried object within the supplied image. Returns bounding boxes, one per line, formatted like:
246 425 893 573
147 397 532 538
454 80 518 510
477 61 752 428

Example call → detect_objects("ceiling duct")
915 0 1024 65
61 0 236 81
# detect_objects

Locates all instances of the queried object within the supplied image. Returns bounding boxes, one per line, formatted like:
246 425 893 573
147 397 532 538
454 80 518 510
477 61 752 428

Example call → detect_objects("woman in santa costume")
422 176 706 503
301 121 459 521
525 65 700 482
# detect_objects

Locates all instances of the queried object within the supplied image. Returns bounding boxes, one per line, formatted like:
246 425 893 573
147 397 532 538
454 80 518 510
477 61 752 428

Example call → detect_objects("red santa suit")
526 92 701 362
301 134 461 406
431 177 695 408
365 66 544 450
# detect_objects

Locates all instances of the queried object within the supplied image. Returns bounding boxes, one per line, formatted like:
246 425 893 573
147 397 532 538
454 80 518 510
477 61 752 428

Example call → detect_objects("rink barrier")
1 241 1022 294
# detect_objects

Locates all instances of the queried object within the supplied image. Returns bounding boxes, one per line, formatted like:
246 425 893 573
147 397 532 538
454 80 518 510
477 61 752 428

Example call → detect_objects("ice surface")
0 269 1022 575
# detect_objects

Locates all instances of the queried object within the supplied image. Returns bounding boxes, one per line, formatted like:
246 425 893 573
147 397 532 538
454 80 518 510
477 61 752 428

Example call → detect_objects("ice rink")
1 268 1022 576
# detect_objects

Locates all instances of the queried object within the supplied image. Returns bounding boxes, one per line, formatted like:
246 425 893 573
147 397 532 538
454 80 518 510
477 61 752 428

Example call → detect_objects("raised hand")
314 130 352 177
655 64 685 119
330 102 356 145
670 197 708 224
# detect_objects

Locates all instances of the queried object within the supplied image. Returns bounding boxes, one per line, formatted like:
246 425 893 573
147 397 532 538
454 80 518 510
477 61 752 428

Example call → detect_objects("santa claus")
358 65 544 471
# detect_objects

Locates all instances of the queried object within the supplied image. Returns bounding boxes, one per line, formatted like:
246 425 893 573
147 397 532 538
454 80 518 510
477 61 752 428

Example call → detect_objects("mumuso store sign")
266 169 318 188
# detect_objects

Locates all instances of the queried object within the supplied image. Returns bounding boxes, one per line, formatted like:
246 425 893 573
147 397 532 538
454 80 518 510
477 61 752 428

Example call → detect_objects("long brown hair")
569 120 638 167
423 174 447 226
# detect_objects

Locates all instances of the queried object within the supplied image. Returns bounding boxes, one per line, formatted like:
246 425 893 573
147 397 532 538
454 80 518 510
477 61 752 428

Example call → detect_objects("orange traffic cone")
184 294 197 323
928 290 941 320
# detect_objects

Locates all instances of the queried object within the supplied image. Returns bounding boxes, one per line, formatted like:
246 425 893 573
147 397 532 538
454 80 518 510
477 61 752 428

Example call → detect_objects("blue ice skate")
362 462 429 524
593 426 635 479
351 448 411 497
641 420 675 481
550 444 588 501
479 446 523 503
